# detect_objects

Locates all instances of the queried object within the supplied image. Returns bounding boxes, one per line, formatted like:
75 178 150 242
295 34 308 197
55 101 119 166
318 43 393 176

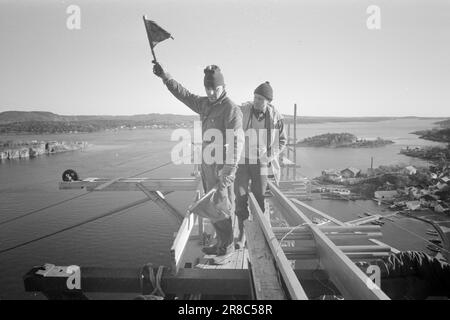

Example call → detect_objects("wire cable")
0 197 151 255
0 192 92 226
0 161 174 227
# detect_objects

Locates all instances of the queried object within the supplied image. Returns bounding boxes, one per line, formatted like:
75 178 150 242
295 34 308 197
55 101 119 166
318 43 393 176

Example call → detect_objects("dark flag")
143 16 173 49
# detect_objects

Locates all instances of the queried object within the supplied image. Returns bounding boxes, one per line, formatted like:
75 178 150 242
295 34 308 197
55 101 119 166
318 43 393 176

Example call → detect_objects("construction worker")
235 82 287 242
153 62 243 256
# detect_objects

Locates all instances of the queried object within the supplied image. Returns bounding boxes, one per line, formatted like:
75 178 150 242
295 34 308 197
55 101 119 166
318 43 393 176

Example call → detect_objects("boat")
426 244 441 253
426 230 438 236
429 239 442 246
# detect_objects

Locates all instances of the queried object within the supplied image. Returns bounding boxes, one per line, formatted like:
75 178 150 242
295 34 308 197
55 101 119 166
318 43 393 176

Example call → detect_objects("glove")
218 174 233 190
152 61 166 79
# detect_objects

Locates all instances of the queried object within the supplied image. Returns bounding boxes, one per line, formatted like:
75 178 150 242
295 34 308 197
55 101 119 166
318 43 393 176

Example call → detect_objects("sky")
0 0 449 117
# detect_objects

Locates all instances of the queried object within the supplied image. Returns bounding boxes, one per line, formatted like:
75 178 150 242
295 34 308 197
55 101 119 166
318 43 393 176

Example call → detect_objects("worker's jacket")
239 102 287 183
164 78 244 176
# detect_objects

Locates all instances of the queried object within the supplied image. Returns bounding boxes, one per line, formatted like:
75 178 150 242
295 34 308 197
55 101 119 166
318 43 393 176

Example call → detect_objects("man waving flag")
142 15 174 62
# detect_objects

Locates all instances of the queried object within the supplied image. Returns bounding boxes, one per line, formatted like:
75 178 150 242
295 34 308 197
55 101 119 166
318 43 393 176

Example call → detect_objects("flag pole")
143 15 158 63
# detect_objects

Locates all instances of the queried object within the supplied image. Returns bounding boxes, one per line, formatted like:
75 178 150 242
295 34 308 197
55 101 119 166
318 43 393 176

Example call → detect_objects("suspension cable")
0 161 174 227
0 197 151 255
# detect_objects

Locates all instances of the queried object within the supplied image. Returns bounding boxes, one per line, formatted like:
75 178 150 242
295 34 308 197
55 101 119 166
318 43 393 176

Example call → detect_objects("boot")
216 243 235 257
202 244 219 255
237 216 245 242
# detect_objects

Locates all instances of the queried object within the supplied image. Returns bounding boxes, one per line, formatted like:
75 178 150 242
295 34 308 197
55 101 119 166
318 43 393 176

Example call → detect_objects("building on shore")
374 190 398 201
341 167 361 178
404 166 417 175
321 169 343 182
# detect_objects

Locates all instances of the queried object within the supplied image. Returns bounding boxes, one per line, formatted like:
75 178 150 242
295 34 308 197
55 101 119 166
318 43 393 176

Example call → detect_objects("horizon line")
0 110 448 119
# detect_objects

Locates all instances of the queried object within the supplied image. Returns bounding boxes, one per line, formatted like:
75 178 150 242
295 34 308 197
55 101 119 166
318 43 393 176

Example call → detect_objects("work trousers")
234 161 268 224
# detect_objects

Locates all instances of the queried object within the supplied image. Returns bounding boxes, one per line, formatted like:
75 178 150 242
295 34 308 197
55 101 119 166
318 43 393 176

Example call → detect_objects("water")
0 119 444 299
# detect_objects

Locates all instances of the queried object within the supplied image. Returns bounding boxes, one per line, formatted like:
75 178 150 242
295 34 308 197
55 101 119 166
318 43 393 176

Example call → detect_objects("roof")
405 166 417 173
341 167 361 175
374 190 398 198
322 169 341 175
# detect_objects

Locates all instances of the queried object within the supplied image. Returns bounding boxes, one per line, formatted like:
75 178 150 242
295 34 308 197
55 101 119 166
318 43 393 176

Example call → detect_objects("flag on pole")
143 17 174 48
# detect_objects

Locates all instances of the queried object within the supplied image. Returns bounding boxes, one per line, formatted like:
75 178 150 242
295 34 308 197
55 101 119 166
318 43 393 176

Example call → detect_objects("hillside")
435 119 450 128
0 111 68 124
0 111 198 124
412 128 450 143
0 111 199 134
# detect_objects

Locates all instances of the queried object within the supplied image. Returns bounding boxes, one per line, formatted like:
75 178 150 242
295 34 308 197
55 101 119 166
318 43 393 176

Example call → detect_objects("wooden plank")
274 231 382 241
313 230 388 299
272 225 381 234
93 177 122 191
170 214 196 275
347 215 382 226
244 218 287 300
137 184 184 224
283 245 390 259
248 192 308 300
268 181 390 300
345 252 391 259
338 245 391 253
59 177 201 192
291 199 347 226
369 239 400 254
170 190 203 274
234 248 245 269
242 249 249 269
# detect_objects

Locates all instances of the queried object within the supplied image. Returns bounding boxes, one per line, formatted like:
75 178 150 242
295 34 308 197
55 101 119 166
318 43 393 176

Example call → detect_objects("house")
322 169 341 177
374 190 398 201
341 167 361 178
321 169 343 182
439 176 450 184
436 177 449 190
404 166 417 175
330 188 351 196
405 201 421 211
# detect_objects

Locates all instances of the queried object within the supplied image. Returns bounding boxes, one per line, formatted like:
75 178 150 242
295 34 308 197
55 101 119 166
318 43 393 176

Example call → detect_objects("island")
402 119 450 161
296 133 394 148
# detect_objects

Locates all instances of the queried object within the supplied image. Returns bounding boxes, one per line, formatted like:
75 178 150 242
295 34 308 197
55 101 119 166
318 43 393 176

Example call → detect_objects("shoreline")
400 209 450 262
0 140 88 161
